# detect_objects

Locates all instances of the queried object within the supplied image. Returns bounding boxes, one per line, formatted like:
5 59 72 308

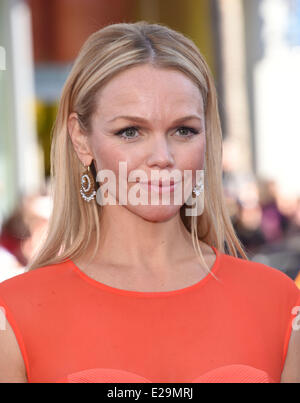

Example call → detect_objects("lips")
139 179 177 187
137 181 180 195
127 178 181 195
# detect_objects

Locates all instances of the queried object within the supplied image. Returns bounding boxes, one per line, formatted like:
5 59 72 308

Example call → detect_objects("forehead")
94 64 204 119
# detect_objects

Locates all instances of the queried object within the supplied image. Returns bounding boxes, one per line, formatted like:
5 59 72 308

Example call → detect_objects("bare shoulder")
0 319 27 383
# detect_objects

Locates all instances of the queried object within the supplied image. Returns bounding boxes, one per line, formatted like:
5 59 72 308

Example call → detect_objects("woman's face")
87 64 206 222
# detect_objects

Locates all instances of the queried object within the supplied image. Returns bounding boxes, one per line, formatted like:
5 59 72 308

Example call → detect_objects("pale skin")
70 64 211 291
0 64 299 382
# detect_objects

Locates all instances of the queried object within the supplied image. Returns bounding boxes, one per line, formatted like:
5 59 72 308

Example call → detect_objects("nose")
146 135 175 169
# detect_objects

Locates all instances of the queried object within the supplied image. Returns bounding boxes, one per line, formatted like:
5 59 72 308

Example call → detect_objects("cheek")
190 149 205 170
91 139 141 180
176 138 206 172
91 135 205 178
91 137 118 171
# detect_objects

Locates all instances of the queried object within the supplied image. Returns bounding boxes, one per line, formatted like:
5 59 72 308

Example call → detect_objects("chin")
126 204 181 223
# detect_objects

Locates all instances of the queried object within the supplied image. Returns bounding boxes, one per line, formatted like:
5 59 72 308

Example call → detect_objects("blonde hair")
28 21 248 272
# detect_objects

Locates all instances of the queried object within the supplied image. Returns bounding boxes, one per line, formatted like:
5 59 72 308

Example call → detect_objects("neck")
89 205 200 273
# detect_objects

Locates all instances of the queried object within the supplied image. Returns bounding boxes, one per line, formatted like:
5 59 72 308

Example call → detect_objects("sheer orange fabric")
57 364 275 383
0 247 299 383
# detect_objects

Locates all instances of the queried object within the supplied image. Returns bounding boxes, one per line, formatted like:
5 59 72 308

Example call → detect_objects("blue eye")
176 126 199 137
114 126 139 140
114 125 200 141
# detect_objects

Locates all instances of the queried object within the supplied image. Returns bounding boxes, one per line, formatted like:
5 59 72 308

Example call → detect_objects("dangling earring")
185 171 205 217
192 181 204 197
80 163 96 202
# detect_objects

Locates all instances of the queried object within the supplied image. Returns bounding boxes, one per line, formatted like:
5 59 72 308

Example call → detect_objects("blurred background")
0 0 300 285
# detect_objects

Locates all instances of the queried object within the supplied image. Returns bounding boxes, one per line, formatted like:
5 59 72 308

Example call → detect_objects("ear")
67 112 93 166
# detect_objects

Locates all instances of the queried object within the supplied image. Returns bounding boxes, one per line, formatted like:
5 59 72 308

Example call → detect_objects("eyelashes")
114 126 140 140
114 126 201 141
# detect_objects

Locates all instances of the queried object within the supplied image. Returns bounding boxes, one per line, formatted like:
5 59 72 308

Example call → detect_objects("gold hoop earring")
80 164 96 202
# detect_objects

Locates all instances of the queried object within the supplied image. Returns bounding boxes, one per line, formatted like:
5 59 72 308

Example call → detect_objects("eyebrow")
107 115 203 124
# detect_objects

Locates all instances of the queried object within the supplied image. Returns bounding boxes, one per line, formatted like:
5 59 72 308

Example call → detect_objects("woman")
0 21 299 383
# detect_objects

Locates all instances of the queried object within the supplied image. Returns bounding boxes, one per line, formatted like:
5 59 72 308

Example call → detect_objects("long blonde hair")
28 21 248 271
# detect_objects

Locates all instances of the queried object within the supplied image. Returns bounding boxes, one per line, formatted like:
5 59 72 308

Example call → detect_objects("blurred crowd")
0 159 300 287
222 141 300 287
0 183 52 282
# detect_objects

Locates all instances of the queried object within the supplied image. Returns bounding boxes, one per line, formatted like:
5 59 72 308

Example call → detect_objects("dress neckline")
68 245 221 298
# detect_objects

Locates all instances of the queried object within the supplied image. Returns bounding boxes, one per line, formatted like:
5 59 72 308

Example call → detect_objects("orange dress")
0 246 299 383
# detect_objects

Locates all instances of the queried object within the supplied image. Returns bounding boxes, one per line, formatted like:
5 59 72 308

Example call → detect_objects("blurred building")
0 0 221 225
0 0 43 226
243 0 300 198
1 0 300 241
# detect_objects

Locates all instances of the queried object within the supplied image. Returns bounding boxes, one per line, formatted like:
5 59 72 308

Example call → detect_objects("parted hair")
28 21 248 271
